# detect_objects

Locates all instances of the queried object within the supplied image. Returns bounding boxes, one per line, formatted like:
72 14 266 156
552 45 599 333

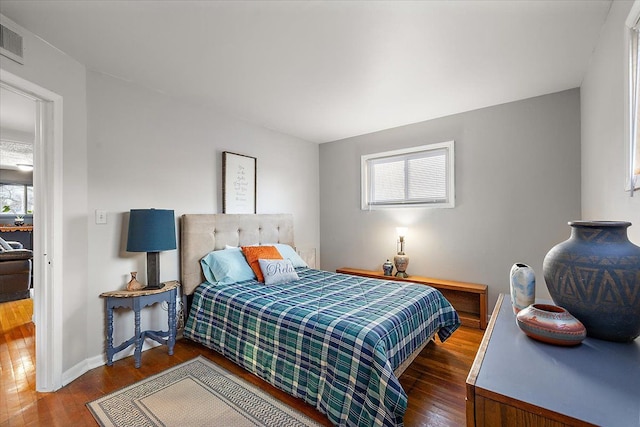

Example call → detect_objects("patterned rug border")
86 355 323 427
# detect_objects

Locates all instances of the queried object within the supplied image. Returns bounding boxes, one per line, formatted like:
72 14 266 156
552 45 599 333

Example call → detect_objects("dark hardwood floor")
1 298 483 426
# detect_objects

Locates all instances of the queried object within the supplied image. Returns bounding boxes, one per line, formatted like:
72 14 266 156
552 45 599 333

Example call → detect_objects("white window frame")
625 1 640 195
361 141 455 210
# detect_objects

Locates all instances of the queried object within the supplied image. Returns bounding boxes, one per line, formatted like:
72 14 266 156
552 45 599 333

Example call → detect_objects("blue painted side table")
100 281 179 368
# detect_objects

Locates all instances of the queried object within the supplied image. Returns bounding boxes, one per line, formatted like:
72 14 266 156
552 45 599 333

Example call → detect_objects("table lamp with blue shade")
126 208 176 290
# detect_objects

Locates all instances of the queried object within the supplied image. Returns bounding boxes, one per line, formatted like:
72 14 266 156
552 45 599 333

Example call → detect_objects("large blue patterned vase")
543 221 640 342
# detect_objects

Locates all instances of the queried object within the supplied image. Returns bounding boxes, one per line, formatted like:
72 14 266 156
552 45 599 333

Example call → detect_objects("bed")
181 214 460 426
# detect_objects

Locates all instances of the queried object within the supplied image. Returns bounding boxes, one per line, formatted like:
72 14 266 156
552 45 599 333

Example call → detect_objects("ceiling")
0 87 34 170
0 0 613 143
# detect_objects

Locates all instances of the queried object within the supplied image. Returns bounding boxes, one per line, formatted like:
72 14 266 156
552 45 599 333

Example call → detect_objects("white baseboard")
61 340 162 386
62 358 89 386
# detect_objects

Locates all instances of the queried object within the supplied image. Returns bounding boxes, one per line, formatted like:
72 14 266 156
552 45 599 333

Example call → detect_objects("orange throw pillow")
241 246 283 282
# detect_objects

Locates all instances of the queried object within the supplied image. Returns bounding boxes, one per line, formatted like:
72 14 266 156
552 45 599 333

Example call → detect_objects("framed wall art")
222 151 257 214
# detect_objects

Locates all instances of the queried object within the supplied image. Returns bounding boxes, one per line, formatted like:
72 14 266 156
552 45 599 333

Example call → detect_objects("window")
626 2 640 194
361 141 455 209
1 183 33 215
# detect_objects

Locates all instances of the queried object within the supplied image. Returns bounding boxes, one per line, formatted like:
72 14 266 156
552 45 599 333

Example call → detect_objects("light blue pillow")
200 248 255 284
258 259 300 285
266 243 308 268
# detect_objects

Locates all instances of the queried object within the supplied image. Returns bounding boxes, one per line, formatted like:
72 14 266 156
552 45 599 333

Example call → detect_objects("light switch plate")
95 209 107 224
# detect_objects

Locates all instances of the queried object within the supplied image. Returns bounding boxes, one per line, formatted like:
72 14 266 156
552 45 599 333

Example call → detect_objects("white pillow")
225 244 258 250
258 259 300 285
0 237 13 251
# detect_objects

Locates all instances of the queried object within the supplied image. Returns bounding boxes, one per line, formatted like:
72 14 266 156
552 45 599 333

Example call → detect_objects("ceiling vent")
0 23 24 64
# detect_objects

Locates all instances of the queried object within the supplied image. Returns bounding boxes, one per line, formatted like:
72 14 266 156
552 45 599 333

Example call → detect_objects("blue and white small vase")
510 263 536 314
382 259 394 276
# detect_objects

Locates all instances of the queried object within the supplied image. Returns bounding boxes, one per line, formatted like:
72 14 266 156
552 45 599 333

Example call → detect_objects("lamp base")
145 251 163 289
394 254 410 278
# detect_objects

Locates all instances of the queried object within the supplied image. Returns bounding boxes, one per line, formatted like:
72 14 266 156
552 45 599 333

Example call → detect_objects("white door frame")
1 69 64 392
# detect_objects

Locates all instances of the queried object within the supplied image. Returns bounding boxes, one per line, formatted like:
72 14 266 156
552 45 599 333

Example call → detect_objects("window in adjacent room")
361 141 455 209
0 183 33 215
626 2 640 194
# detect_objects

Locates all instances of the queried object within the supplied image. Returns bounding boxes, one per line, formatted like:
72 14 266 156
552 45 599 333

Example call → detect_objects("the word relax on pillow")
258 259 300 285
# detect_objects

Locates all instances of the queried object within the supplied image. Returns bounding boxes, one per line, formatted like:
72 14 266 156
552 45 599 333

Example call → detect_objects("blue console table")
100 281 179 368
466 294 640 426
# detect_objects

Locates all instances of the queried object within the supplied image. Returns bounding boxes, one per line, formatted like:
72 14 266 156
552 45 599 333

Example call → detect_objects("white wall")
582 0 640 242
319 90 582 311
86 71 319 362
0 13 319 382
0 15 89 375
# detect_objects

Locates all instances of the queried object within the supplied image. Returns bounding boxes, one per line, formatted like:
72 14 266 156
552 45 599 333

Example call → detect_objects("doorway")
0 85 35 302
1 70 63 392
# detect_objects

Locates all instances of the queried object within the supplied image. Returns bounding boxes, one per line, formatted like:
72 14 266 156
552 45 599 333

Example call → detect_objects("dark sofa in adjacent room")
0 237 33 303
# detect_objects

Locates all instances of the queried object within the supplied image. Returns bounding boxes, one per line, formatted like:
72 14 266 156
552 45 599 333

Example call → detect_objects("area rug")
86 356 323 427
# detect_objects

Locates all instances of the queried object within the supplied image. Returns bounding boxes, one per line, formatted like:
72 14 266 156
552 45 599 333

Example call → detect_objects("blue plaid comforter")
184 268 460 426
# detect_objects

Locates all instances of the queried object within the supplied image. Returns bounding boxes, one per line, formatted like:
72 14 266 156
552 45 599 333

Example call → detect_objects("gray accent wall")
320 89 581 311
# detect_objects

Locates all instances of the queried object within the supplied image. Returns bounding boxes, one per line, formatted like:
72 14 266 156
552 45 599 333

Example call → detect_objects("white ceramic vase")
510 263 535 314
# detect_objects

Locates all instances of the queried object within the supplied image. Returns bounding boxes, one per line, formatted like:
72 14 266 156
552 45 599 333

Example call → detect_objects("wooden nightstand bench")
336 267 488 329
100 281 179 368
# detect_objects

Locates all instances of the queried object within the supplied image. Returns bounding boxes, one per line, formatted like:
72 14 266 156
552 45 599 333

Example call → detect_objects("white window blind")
361 141 454 209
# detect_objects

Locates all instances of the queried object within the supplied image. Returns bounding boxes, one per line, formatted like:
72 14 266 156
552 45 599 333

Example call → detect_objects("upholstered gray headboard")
180 214 294 295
